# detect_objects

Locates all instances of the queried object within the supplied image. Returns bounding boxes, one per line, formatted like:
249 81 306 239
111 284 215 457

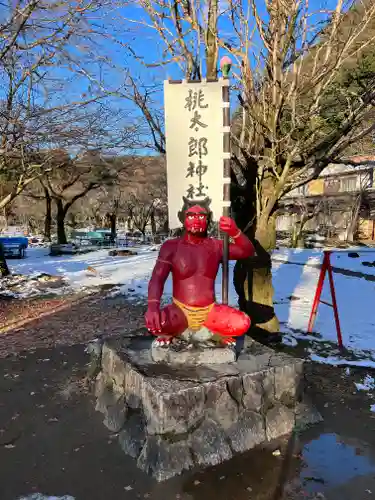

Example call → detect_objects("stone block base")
151 340 236 365
94 333 321 481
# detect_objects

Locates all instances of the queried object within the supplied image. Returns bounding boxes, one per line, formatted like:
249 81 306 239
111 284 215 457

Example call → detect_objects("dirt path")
0 294 88 334
0 293 146 358
1 295 375 500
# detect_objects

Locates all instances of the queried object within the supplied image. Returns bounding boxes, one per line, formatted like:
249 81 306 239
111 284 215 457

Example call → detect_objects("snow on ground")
272 250 375 368
355 375 375 392
18 495 75 500
8 245 375 368
354 375 375 414
8 246 158 298
273 247 375 276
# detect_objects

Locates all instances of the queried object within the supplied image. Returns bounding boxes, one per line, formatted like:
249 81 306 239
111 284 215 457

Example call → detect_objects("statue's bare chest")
171 241 220 279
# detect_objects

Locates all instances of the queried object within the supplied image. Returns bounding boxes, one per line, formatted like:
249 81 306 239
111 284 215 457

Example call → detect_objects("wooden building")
277 156 375 242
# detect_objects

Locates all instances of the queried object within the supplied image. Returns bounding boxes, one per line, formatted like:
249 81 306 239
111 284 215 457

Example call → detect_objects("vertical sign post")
164 78 230 304
221 80 231 305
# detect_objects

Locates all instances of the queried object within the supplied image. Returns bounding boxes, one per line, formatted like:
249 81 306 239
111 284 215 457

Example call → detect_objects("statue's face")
184 205 209 234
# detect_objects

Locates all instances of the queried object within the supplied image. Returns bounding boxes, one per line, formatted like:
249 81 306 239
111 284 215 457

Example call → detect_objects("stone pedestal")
94 333 321 482
151 339 236 365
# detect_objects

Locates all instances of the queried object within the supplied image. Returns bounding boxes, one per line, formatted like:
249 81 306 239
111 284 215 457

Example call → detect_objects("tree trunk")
56 200 68 245
234 214 280 338
0 242 10 277
346 193 362 242
232 165 281 339
150 210 157 236
28 218 37 235
127 217 133 233
252 215 279 332
3 207 9 229
291 221 305 248
44 189 52 242
205 0 218 79
94 213 101 229
107 212 117 243
68 212 77 229
162 219 169 234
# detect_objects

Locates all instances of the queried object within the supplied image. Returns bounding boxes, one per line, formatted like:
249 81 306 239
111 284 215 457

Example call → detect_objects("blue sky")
111 0 342 79
95 0 346 147
0 0 348 96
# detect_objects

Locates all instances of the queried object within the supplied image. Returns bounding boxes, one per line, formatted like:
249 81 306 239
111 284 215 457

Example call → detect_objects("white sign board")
164 80 227 229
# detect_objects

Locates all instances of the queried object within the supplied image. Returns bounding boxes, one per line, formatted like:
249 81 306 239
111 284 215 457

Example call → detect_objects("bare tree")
0 0 117 211
127 168 167 239
25 180 53 241
95 185 127 242
121 0 375 334
345 167 373 241
0 1 41 62
127 194 158 240
290 199 323 248
40 151 117 244
0 1 142 274
83 196 108 228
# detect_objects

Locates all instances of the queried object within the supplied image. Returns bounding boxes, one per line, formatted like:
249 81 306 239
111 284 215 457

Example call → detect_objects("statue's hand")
219 216 240 238
145 305 162 333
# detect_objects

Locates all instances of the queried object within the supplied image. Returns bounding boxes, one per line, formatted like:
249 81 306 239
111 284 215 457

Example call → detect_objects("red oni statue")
145 199 254 347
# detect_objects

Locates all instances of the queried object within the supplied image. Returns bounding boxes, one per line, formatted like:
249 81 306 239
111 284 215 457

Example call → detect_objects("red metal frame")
307 250 343 348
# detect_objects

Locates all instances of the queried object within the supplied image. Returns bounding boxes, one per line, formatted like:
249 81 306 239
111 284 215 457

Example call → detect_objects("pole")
307 252 328 333
222 78 231 305
326 252 343 348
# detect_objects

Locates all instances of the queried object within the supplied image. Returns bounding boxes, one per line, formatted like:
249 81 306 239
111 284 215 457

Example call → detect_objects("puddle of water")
301 433 375 493
178 430 375 499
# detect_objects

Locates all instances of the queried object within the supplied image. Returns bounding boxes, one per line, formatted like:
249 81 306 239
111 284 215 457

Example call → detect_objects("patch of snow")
17 495 75 500
370 404 375 413
8 246 159 299
282 335 298 347
0 272 69 299
273 247 375 277
355 375 375 392
309 354 375 369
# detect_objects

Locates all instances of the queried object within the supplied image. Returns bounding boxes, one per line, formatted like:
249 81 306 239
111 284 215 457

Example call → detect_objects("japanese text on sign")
185 90 209 199
164 80 227 229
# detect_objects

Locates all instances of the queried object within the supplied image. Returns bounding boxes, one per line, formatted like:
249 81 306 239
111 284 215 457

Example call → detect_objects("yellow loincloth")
173 297 214 331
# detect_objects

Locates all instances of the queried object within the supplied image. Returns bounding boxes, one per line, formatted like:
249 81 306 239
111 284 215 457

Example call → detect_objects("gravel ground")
0 294 146 358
